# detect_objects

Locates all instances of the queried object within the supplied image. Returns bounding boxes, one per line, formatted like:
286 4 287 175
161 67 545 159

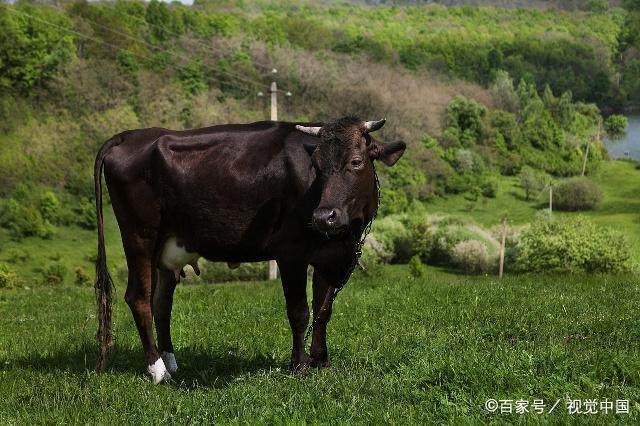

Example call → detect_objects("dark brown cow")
93 116 405 383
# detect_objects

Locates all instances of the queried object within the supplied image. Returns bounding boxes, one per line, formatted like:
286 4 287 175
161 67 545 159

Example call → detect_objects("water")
604 115 640 161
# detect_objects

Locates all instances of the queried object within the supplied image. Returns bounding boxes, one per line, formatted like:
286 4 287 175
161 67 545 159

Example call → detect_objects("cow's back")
103 121 316 262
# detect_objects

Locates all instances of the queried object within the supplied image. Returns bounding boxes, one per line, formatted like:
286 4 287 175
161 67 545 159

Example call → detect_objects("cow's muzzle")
312 207 348 235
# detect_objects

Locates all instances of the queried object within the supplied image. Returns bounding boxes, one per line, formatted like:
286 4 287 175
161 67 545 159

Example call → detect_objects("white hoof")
161 351 178 375
147 357 171 384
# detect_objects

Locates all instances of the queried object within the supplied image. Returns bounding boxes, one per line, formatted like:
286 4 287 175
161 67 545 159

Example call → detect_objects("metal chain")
304 165 380 343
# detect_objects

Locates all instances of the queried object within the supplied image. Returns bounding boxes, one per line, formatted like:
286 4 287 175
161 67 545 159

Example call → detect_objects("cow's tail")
94 136 118 373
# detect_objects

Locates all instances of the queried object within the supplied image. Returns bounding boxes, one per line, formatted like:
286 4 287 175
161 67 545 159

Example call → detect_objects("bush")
553 178 602 211
604 114 628 137
408 255 426 278
0 198 54 240
515 216 632 273
0 263 21 289
4 248 30 263
451 240 492 274
480 178 498 198
408 222 433 263
75 197 97 230
40 261 68 285
39 191 60 223
518 167 548 201
74 266 92 287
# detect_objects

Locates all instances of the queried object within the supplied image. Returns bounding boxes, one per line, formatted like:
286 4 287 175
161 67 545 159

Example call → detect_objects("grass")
0 266 639 423
422 160 640 262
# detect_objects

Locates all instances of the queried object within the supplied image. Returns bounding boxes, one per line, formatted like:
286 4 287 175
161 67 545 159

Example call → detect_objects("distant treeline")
0 0 623 221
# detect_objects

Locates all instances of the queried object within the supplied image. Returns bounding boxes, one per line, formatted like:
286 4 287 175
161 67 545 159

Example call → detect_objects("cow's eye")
351 158 363 168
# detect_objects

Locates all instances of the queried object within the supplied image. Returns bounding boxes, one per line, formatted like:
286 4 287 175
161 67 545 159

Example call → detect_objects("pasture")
1 266 638 423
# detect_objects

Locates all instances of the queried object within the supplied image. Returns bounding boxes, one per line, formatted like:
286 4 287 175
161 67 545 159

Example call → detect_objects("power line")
98 3 292 93
7 6 264 95
115 5 277 72
45 3 267 91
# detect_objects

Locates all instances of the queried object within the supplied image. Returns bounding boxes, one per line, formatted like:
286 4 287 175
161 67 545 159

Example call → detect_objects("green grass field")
1 266 639 423
423 160 640 262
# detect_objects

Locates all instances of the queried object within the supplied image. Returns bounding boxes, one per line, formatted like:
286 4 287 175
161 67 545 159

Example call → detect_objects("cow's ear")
369 140 406 166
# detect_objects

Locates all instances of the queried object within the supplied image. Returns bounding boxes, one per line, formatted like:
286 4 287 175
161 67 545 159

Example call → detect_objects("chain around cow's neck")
304 164 380 344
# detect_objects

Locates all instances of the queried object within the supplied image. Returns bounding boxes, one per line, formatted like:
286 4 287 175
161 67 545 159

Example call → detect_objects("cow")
93 116 406 383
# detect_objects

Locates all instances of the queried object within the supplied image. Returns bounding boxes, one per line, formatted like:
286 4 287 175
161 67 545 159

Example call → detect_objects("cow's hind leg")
154 268 179 374
278 260 311 372
124 239 169 384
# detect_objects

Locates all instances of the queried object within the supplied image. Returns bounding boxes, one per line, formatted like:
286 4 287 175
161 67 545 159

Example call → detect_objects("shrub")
408 222 433 263
0 198 54 240
604 114 628 137
553 178 602 211
408 255 426 278
38 191 60 223
518 166 549 201
451 240 492 274
481 178 498 198
40 261 68 285
430 226 467 265
362 234 393 264
4 248 30 263
0 263 21 289
370 216 411 263
74 266 92 287
515 216 631 273
75 197 97 230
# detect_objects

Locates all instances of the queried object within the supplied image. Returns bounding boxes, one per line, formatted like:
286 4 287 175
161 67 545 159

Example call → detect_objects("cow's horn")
364 119 386 132
296 125 322 136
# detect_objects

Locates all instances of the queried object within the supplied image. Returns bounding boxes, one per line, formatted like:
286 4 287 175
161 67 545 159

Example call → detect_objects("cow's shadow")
1 343 284 389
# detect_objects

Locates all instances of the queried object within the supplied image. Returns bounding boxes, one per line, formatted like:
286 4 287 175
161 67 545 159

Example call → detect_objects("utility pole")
498 217 507 279
259 69 290 280
582 122 600 177
268 76 278 280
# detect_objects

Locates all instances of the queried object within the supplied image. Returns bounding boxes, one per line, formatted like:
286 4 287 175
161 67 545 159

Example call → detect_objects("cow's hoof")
311 358 331 369
290 354 312 374
161 351 178 375
147 358 172 384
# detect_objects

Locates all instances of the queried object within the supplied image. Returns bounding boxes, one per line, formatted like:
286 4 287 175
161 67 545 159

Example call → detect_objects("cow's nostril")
327 210 337 224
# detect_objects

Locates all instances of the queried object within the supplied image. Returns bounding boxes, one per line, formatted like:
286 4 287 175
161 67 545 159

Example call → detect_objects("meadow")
1 266 639 423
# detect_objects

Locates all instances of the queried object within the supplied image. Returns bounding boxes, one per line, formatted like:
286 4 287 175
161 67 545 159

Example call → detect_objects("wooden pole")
582 122 600 177
549 186 553 213
581 140 590 177
499 217 507 279
268 80 279 280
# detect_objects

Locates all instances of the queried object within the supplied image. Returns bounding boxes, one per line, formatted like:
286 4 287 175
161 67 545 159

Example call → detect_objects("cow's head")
296 116 406 235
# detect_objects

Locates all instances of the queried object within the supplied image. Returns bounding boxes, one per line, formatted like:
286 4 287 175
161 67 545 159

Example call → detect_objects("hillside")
0 0 638 281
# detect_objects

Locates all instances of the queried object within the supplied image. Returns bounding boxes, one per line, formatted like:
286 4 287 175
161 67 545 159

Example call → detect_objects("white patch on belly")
161 237 199 273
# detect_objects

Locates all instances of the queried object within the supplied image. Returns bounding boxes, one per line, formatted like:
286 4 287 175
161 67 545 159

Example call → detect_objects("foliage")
514 216 632 273
0 263 21 289
408 255 425 278
553 178 603 211
518 166 549 201
40 261 67 285
450 240 492 274
74 266 92 287
604 114 628 136
0 198 54 240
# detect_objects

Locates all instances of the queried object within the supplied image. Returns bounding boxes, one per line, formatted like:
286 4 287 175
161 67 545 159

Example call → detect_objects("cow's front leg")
278 260 311 372
154 268 179 375
310 268 335 368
